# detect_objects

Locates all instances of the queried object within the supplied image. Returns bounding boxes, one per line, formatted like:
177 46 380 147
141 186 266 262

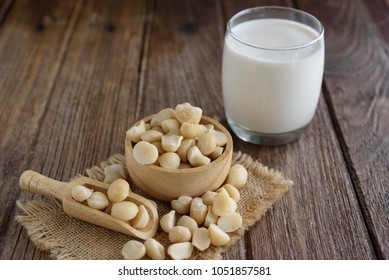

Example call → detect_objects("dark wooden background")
0 0 388 260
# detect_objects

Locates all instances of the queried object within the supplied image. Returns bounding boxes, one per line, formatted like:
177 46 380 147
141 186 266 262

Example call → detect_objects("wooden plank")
27 0 150 174
363 0 389 44
0 0 149 259
137 0 225 118
298 0 389 259
222 0 292 17
222 0 375 259
0 0 13 25
0 0 82 260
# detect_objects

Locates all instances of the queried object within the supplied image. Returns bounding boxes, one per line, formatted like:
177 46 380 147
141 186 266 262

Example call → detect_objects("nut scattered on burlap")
16 151 292 260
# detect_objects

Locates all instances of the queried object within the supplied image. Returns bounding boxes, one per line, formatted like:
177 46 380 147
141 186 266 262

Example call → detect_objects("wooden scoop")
19 170 159 240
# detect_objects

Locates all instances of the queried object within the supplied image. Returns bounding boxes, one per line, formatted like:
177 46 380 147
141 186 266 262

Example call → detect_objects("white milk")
222 18 324 134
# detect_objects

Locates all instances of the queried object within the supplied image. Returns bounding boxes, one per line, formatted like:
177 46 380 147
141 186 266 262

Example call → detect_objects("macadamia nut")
171 196 193 215
160 210 176 233
208 223 230 246
216 187 229 196
176 139 196 163
226 164 248 188
158 152 181 169
151 108 176 127
197 132 217 156
177 215 198 234
87 191 109 210
201 191 217 206
144 238 165 260
190 197 207 225
107 179 130 203
141 130 163 142
192 227 211 251
133 141 159 165
204 206 219 228
209 146 224 161
122 240 146 260
217 212 242 233
126 120 146 143
111 201 138 222
161 134 183 152
180 123 206 139
221 184 240 202
131 204 149 229
167 242 193 260
175 102 202 125
187 146 211 167
169 226 192 243
212 191 237 216
71 185 93 202
161 119 180 134
209 127 228 146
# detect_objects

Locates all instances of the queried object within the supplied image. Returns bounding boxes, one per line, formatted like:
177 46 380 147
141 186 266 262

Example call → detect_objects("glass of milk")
222 6 324 145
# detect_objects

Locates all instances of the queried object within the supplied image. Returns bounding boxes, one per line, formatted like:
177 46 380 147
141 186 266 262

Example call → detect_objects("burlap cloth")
16 151 292 260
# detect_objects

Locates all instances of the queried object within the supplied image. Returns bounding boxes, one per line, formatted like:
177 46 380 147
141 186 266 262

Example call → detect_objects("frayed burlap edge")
16 199 78 259
16 151 292 260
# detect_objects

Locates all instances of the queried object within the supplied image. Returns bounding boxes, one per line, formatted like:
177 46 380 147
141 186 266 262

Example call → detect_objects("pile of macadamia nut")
121 163 248 260
126 102 228 168
71 177 150 230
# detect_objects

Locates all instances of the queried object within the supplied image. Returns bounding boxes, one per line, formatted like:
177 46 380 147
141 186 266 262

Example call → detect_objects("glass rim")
227 6 324 51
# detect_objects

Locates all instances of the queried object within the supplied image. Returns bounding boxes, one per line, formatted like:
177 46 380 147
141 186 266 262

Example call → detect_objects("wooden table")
0 0 388 260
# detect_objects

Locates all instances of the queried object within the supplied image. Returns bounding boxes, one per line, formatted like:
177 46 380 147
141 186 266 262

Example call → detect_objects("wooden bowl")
125 115 233 202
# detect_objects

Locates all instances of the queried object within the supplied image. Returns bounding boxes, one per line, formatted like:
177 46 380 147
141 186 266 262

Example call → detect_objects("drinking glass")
222 6 324 145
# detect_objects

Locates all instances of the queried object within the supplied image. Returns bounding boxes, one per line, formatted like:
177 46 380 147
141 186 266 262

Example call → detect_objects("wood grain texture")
0 0 13 25
364 0 389 44
0 0 82 260
298 0 389 260
0 0 149 259
137 0 225 119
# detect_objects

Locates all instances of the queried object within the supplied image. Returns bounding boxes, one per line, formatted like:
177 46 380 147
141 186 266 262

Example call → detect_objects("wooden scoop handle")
19 170 66 201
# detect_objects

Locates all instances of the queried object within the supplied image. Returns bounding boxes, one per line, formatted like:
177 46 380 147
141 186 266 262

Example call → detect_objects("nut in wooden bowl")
125 114 233 202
